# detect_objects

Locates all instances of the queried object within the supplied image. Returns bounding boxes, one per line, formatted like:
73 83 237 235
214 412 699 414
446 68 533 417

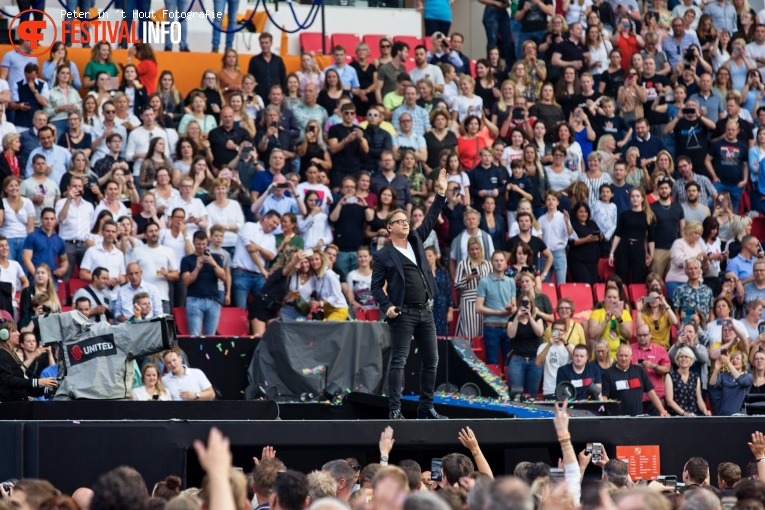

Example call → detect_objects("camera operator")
20 294 55 334
0 318 57 402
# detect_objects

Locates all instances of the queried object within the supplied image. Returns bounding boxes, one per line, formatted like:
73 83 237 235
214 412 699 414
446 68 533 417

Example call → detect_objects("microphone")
394 307 401 314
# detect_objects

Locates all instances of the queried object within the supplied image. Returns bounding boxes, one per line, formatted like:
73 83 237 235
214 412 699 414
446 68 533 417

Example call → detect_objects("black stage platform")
0 400 761 494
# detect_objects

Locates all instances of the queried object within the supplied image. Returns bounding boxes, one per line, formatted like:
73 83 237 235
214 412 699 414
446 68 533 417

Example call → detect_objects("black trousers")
569 258 599 285
386 308 438 411
615 239 647 285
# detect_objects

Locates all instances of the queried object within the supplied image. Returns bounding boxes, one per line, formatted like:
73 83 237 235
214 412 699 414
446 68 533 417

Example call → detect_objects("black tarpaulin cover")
246 318 392 399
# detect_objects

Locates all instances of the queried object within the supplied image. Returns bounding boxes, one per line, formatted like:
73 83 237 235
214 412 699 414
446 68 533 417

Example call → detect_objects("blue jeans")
542 249 567 284
335 251 358 277
232 269 265 308
483 325 510 365
714 182 744 215
125 0 152 41
482 8 513 66
280 304 303 319
511 19 524 62
212 0 240 49
387 308 438 411
8 237 25 267
65 0 94 45
751 185 762 216
186 296 222 336
508 355 543 396
163 0 190 49
665 281 683 303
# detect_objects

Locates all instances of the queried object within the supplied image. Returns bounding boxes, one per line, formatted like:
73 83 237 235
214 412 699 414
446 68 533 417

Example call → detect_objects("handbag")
294 295 311 316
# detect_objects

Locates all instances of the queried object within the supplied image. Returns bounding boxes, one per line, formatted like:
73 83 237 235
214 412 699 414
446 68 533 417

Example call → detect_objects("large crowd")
1 0 765 414
2 414 765 510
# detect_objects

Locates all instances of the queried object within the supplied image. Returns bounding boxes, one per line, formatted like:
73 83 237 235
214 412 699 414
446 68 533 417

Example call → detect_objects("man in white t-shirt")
536 319 574 398
408 45 445 93
54 175 93 280
161 350 215 401
746 25 765 78
79 220 127 307
167 175 208 237
72 267 112 323
128 222 179 314
125 108 170 178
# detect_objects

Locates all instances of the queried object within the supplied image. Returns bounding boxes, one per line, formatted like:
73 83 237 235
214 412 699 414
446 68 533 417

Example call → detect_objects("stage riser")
0 418 756 493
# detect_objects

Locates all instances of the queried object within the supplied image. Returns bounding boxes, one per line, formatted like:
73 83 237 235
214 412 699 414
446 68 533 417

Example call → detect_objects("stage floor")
0 400 758 494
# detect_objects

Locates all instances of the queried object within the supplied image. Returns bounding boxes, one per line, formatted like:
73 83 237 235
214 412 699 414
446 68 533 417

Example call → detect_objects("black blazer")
0 154 16 183
372 193 446 312
0 349 44 402
118 85 149 117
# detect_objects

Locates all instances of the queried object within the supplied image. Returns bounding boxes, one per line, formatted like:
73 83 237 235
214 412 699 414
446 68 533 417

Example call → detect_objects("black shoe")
417 408 448 419
389 409 405 420
180 47 191 52
212 46 219 53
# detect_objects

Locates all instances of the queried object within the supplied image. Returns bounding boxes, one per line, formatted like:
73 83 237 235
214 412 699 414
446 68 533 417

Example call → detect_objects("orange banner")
616 445 661 480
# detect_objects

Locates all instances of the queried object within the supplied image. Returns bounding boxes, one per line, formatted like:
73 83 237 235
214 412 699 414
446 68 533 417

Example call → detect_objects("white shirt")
394 241 418 264
159 228 190 270
451 95 483 122
295 182 334 214
80 244 126 300
0 259 25 298
409 65 445 87
537 342 571 395
125 125 171 176
131 386 171 401
89 122 128 164
537 210 570 251
166 195 207 237
745 41 765 79
298 212 333 250
232 222 277 273
72 285 111 322
91 200 130 229
162 366 212 401
128 244 179 302
205 200 245 247
115 279 163 320
0 198 34 238
20 177 59 228
55 197 94 241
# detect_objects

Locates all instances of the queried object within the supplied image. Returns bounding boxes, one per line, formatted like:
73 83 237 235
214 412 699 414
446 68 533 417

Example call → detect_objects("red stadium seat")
68 278 89 298
628 284 648 306
173 307 189 335
331 33 361 54
362 34 389 60
469 60 476 76
471 336 486 362
61 306 72 313
130 202 141 215
424 36 433 52
450 308 459 337
217 308 250 336
403 57 416 72
753 217 765 241
57 281 68 306
392 35 423 51
540 283 558 309
598 258 615 281
299 32 330 55
593 283 606 303
558 283 593 311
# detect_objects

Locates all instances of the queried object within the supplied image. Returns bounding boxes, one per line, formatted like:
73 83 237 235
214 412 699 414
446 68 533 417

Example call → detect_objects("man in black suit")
372 168 449 420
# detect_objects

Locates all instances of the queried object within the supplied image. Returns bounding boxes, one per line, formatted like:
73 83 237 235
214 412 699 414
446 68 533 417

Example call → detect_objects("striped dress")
454 259 492 340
